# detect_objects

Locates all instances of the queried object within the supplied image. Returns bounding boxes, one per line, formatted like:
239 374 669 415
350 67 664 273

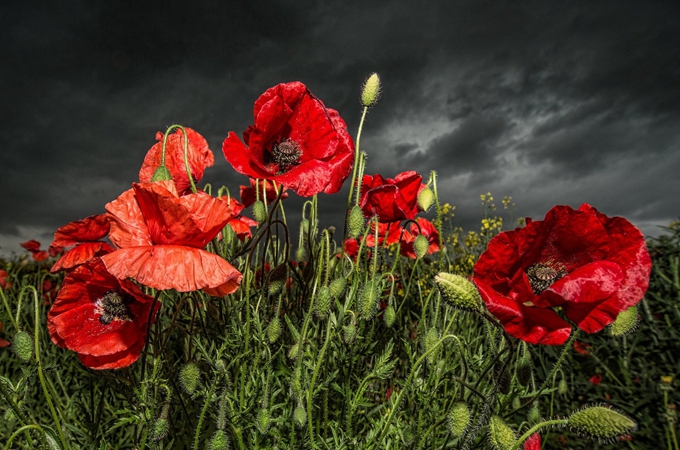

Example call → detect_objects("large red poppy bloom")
359 172 423 222
399 217 440 259
51 214 114 273
473 204 651 345
139 127 214 195
364 221 402 248
47 259 160 369
222 82 355 197
101 180 242 295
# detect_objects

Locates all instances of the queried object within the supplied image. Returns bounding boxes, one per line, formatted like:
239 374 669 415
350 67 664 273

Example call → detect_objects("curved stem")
510 419 568 450
4 424 47 450
344 106 369 240
0 287 19 330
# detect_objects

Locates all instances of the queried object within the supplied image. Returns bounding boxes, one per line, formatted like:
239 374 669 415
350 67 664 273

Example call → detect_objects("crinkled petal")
77 338 146 370
50 242 114 273
106 187 153 248
102 246 242 292
52 214 110 247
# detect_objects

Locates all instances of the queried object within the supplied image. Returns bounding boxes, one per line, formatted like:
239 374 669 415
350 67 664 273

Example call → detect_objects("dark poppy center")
526 262 567 295
267 139 302 173
97 290 134 325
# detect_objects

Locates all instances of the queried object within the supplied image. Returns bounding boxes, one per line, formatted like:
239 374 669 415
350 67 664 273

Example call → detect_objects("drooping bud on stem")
179 362 201 396
414 234 429 260
348 205 365 239
434 272 483 311
488 415 517 450
12 331 33 362
609 305 639 336
361 73 381 108
447 402 470 438
417 186 435 212
267 317 282 344
383 305 396 327
567 405 636 442
253 200 267 224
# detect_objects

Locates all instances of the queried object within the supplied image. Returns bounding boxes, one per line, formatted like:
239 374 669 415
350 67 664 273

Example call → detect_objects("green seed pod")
151 418 169 442
257 408 271 434
329 277 347 299
267 263 287 296
150 165 172 182
383 305 396 328
516 355 532 387
488 415 517 450
447 402 470 438
315 286 332 319
434 272 483 311
347 205 365 239
359 280 379 320
558 377 568 395
209 429 230 450
288 343 300 360
414 234 429 259
609 305 639 336
424 327 439 364
252 200 267 223
294 404 307 428
528 403 541 425
568 405 636 442
12 331 33 362
343 323 357 345
179 362 200 395
361 73 382 108
417 186 435 212
267 317 282 344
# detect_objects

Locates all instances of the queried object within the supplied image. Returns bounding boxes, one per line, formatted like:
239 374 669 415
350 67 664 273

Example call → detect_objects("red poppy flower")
589 374 603 386
47 259 160 369
102 180 242 295
222 81 355 197
51 214 114 273
20 240 49 262
399 217 440 258
359 172 422 222
523 433 541 450
240 178 288 207
219 195 258 241
573 341 591 355
0 269 11 290
42 279 58 305
139 127 214 195
342 238 366 262
364 221 402 248
473 204 652 345
0 322 10 348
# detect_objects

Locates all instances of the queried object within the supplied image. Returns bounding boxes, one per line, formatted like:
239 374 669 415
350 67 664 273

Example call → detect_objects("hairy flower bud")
447 402 470 438
434 272 483 311
609 305 639 336
343 323 357 345
315 286 332 319
488 415 517 450
209 429 230 450
516 355 532 387
361 73 381 108
294 403 307 428
296 246 307 263
359 280 379 320
150 165 172 182
568 405 636 441
558 377 568 395
179 362 200 395
252 200 267 223
414 234 429 260
528 403 541 425
329 277 347 299
267 263 287 296
257 408 271 434
424 327 439 364
12 331 33 362
288 343 300 361
348 205 365 239
383 305 396 328
267 317 282 344
151 418 169 442
417 186 435 212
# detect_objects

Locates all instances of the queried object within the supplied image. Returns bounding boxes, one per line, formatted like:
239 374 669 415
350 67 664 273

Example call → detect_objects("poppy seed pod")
609 305 639 336
209 430 230 450
447 402 470 438
348 206 365 239
417 186 435 212
435 272 483 311
12 331 33 362
179 362 200 395
361 73 381 108
488 415 517 450
568 405 636 441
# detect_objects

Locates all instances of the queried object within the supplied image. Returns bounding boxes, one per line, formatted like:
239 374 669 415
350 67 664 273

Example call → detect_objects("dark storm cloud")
1 0 679 255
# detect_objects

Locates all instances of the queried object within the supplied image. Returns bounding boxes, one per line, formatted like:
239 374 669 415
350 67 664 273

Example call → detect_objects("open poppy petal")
52 214 110 247
106 187 153 248
50 242 114 273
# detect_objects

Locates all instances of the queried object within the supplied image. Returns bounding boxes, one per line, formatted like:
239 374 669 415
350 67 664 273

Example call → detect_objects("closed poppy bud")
361 73 381 108
494 364 511 395
12 331 33 362
290 367 304 401
568 405 636 441
294 403 307 428
383 305 396 327
329 278 347 299
296 246 307 263
558 377 568 395
209 430 229 450
528 403 541 425
267 317 282 343
424 326 439 364
179 362 200 395
488 415 517 450
447 402 470 438
417 186 435 212
359 280 379 320
516 355 532 387
414 235 429 260
151 418 169 442
348 206 365 239
435 272 483 312
253 200 267 223
343 323 357 344
268 264 287 296
288 343 300 360
150 165 172 183
609 305 639 336
315 286 332 319
257 408 271 434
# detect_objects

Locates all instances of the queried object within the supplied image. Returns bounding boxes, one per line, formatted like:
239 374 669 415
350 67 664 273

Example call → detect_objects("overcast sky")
1 1 679 257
